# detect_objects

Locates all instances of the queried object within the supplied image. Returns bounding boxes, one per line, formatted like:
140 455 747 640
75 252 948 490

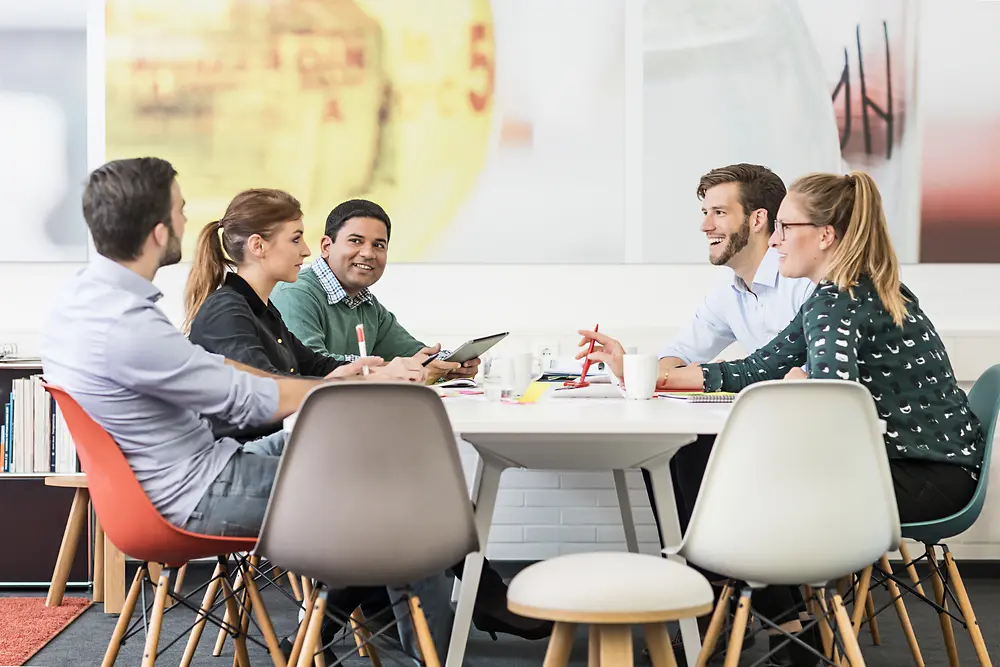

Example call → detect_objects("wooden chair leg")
598 625 633 667
103 535 126 614
942 547 994 667
543 621 576 667
722 590 752 667
287 571 303 601
696 583 732 667
47 487 89 607
644 623 678 667
242 559 287 667
301 576 314 602
219 562 251 667
140 568 172 667
167 563 188 608
850 566 873 638
93 513 105 603
831 593 867 667
231 556 258 667
878 555 925 667
102 564 146 667
864 591 881 645
408 595 441 667
215 566 243 656
812 588 836 661
288 590 318 667
179 563 224 667
926 545 960 667
350 607 371 658
297 591 328 667
898 542 926 597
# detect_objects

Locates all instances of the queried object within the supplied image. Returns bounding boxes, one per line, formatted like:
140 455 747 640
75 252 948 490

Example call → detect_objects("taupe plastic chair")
256 382 480 667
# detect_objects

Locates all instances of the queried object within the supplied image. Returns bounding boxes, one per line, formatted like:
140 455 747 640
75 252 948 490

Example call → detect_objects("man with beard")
40 158 458 661
646 163 818 664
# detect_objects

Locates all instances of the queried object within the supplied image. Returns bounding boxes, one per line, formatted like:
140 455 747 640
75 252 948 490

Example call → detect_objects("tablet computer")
439 332 509 365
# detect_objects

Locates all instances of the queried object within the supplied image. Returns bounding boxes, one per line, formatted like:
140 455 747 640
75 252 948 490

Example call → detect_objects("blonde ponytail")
791 171 907 326
183 220 231 333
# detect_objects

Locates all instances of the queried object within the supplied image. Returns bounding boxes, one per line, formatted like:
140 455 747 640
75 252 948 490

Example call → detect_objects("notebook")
659 391 737 403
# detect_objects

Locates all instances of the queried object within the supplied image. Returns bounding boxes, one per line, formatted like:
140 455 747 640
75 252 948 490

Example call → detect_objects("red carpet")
0 597 91 666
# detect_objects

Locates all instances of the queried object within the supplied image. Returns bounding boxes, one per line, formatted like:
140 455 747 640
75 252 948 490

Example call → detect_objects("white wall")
9 260 1000 560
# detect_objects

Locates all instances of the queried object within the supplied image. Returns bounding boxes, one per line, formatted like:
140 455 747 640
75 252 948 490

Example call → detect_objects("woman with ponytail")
581 171 984 524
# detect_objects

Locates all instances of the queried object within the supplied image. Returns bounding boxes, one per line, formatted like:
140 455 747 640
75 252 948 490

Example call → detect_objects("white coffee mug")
512 352 543 397
622 354 658 400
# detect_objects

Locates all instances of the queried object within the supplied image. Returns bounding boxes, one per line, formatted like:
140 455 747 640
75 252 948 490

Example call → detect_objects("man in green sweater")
271 198 480 384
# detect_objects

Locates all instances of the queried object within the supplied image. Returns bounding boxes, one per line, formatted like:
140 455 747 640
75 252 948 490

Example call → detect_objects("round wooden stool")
507 552 714 667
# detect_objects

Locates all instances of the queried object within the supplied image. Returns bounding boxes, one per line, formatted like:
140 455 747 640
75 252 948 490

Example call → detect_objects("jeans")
183 431 456 663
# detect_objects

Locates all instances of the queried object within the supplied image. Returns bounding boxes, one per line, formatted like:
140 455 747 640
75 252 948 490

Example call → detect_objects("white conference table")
442 395 733 667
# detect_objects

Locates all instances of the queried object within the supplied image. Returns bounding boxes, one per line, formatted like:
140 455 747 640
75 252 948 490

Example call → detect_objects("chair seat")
507 552 714 624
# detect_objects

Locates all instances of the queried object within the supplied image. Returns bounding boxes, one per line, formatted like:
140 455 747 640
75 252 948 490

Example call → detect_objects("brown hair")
697 163 787 233
183 188 303 332
790 171 907 326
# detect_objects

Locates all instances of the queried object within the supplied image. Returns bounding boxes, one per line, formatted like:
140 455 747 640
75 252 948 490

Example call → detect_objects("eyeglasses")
774 220 815 242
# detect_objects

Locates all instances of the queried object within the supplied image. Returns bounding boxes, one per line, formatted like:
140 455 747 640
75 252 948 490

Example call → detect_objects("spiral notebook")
659 391 737 403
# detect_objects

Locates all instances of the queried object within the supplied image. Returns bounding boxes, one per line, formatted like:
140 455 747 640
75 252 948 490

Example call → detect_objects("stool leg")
589 626 601 667
544 622 576 667
598 625 633 667
643 623 678 667
47 487 89 607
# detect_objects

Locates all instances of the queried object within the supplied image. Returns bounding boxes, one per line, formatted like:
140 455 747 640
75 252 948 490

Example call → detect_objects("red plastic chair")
44 384 287 667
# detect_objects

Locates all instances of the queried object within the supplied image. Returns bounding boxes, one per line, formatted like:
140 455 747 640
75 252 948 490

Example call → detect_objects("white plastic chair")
665 379 900 667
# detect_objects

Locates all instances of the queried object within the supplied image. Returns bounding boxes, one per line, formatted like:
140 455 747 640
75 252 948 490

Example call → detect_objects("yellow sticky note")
517 381 552 404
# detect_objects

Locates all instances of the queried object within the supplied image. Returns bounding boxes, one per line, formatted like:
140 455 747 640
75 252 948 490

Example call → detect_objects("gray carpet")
21 565 1000 666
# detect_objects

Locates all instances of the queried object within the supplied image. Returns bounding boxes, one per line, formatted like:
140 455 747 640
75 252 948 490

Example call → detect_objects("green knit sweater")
270 267 424 361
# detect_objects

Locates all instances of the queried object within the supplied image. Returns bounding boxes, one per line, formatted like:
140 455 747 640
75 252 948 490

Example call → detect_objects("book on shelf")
1 374 78 474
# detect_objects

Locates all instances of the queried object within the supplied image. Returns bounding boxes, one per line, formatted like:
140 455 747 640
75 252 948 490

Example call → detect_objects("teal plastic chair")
891 364 1000 667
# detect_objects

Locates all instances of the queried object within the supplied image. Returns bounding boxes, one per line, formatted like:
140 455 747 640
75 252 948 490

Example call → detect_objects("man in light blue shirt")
582 164 819 664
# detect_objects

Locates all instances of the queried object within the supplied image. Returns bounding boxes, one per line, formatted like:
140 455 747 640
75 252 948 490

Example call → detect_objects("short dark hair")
696 163 786 234
83 157 178 261
324 199 391 241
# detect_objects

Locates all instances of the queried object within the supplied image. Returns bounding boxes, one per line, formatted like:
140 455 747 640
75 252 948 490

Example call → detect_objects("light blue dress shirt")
659 248 816 364
41 254 280 526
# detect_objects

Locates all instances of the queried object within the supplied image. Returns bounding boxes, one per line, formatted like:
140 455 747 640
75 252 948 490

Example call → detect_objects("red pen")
565 324 599 388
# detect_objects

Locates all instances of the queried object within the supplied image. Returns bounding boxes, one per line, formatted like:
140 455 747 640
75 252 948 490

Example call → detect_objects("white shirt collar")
731 248 781 294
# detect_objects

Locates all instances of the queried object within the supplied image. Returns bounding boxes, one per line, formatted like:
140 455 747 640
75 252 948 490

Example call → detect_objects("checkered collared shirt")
311 258 373 309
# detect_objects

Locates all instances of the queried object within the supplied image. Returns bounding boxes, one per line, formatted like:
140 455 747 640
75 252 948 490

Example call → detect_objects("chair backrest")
678 380 900 587
257 382 479 588
44 384 255 565
903 364 1000 539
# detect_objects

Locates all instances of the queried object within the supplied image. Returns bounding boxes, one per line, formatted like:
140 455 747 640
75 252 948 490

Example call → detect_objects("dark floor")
18 563 1000 666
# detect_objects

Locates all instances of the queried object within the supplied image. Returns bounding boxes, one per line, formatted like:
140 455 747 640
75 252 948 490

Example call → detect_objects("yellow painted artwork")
105 0 495 260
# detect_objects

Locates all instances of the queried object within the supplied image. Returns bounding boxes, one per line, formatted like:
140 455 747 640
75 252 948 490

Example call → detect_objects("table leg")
646 459 701 667
445 460 503 667
612 469 640 553
453 452 485 603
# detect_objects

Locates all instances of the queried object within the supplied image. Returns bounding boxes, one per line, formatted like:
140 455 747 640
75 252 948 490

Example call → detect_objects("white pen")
355 323 370 375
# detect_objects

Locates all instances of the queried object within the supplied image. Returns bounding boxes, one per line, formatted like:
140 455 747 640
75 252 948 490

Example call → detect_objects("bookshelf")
0 360 90 587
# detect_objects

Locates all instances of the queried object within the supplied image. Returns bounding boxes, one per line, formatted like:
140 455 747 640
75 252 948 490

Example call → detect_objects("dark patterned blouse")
702 276 984 472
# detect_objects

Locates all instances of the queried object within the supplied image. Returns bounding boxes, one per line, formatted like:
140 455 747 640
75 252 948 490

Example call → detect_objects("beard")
711 216 751 266
158 226 182 268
